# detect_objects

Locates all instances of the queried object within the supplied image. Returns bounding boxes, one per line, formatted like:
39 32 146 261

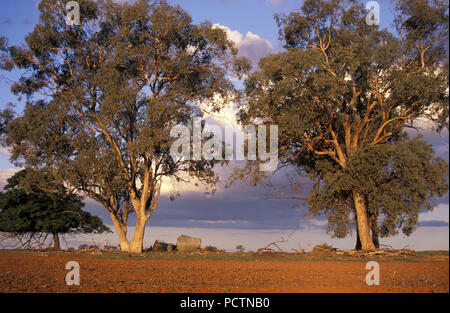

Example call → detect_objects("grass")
415 250 449 256
0 248 448 263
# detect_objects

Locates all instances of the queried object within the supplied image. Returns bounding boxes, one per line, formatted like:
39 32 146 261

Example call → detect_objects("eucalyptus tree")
1 0 248 252
238 0 448 250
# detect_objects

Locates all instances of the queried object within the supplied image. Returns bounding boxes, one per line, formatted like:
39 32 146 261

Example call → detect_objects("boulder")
167 243 176 252
151 240 177 252
177 235 201 252
152 240 168 251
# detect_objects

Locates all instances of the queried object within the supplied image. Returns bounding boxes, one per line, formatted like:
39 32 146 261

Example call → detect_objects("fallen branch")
257 237 288 253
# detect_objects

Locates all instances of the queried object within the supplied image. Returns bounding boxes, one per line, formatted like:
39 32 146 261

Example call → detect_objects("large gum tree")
237 0 448 250
0 0 248 253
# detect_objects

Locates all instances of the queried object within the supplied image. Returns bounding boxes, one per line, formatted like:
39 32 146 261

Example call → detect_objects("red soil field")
0 251 448 293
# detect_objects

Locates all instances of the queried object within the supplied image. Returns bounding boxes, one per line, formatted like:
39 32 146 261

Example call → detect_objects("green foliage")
310 135 449 238
237 0 449 243
0 0 248 251
0 169 111 235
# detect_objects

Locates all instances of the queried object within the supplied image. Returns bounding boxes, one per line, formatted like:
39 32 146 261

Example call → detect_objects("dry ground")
0 250 448 293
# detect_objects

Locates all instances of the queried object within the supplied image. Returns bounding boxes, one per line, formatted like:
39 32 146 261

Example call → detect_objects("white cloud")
192 25 277 164
199 93 239 127
213 24 274 67
0 149 11 157
160 175 209 195
0 168 21 190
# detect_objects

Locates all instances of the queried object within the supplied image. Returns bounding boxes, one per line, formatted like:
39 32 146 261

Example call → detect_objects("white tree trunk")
110 213 130 252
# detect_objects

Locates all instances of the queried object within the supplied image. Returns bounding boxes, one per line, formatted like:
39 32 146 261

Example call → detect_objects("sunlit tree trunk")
355 208 380 250
110 213 130 252
126 196 151 253
129 217 146 253
352 190 376 250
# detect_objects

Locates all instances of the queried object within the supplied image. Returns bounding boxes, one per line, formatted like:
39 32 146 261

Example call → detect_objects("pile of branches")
311 243 337 254
254 238 420 259
0 232 52 250
336 246 415 258
256 238 289 254
76 244 102 255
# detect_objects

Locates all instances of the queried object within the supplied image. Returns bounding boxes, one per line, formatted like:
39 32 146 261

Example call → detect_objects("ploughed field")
0 250 448 293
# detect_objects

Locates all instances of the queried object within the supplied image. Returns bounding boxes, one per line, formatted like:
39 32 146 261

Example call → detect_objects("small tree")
235 244 245 253
0 169 110 250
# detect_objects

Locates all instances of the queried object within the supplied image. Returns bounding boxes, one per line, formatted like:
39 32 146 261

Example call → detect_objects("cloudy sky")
0 0 448 251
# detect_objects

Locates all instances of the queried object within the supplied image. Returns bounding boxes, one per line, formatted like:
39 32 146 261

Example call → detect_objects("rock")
177 235 201 252
151 240 176 252
167 243 176 252
203 245 218 252
152 240 168 251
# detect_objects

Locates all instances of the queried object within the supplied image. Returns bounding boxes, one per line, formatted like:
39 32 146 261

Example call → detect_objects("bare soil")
0 250 448 293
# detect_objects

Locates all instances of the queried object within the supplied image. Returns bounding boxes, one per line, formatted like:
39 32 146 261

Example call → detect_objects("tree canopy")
237 0 449 250
0 169 110 250
0 0 248 252
309 135 448 244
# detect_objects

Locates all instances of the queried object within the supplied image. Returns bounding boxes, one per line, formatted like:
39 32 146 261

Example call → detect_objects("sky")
0 0 448 252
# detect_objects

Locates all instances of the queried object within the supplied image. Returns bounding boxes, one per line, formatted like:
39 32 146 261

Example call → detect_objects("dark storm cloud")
82 135 448 232
145 188 306 230
83 176 310 231
419 220 449 227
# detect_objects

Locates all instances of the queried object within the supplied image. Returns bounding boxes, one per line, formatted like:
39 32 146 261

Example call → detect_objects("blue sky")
0 0 448 251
